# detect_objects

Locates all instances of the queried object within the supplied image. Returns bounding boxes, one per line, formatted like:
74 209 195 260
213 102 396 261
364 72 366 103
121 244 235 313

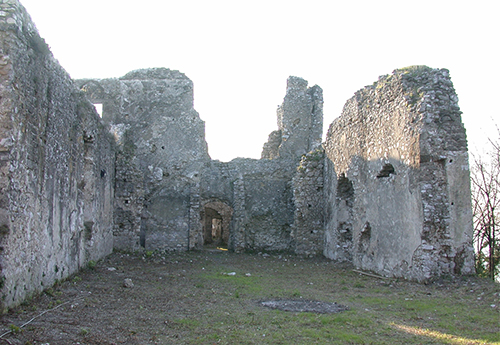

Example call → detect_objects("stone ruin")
0 0 475 309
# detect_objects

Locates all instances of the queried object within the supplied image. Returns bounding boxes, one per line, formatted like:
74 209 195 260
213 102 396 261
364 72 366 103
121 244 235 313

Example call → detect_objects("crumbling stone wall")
77 73 323 255
262 77 323 159
0 0 115 309
77 69 210 252
323 66 475 281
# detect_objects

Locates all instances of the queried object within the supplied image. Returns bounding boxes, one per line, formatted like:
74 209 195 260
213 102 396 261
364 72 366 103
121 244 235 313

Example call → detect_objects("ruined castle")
0 0 475 309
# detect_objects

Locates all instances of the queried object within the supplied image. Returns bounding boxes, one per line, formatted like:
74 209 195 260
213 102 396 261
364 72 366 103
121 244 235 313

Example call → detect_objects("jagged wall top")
262 76 323 160
120 68 189 81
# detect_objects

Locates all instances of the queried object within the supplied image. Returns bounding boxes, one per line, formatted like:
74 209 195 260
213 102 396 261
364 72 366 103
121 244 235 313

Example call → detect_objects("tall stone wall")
323 66 475 281
0 0 115 309
77 68 210 252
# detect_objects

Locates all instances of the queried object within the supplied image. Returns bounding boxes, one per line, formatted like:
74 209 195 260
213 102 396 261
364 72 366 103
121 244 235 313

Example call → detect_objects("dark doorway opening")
201 201 233 249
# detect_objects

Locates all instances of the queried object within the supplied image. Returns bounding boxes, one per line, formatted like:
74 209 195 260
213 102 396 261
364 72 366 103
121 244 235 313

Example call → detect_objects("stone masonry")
0 0 476 309
77 71 322 255
76 68 210 252
0 0 114 310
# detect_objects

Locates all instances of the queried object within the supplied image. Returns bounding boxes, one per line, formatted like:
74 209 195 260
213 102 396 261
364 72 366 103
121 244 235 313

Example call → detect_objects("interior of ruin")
0 1 476 309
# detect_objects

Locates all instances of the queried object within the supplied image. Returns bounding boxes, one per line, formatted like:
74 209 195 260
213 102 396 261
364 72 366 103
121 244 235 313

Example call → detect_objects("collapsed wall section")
261 77 323 159
77 72 323 254
0 0 115 309
77 68 210 251
323 66 475 281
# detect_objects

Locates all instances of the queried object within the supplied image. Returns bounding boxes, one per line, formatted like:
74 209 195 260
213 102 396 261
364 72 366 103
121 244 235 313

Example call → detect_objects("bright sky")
20 0 499 162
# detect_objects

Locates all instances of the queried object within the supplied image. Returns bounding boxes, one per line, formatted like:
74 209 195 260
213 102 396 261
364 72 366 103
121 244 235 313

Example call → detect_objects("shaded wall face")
242 177 294 251
323 67 474 281
238 159 296 252
0 1 115 309
292 150 325 256
200 159 296 253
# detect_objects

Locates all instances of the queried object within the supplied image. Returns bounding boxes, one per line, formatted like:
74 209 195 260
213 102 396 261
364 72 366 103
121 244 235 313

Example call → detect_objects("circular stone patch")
261 300 349 314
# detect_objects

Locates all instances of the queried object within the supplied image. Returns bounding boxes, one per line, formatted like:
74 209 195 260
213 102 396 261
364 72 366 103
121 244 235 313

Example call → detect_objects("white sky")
20 0 499 161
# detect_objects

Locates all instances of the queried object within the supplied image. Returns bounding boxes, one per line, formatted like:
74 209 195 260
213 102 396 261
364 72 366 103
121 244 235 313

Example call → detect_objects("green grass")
173 252 500 344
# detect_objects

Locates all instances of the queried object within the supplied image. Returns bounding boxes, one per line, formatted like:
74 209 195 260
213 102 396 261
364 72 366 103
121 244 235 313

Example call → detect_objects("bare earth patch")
261 300 349 313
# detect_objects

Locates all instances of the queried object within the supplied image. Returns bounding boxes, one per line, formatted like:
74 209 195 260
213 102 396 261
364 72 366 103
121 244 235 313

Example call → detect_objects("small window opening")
377 163 395 178
93 103 103 117
359 221 371 252
337 173 354 200
140 229 146 248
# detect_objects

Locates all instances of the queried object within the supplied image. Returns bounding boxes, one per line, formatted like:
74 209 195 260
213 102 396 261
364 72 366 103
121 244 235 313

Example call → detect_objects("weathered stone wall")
77 68 210 252
226 159 296 252
199 158 296 253
0 0 115 309
292 149 325 256
323 66 475 281
77 73 323 255
0 3 477 314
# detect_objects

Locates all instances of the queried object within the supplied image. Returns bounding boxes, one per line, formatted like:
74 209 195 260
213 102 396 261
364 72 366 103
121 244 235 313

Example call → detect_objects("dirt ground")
0 250 498 345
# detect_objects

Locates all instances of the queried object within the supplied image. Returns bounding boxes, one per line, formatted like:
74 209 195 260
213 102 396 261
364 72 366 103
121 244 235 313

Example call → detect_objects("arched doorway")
201 200 233 249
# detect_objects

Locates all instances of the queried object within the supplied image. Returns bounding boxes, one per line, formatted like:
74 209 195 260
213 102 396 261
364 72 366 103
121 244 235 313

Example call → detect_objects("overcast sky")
20 0 499 161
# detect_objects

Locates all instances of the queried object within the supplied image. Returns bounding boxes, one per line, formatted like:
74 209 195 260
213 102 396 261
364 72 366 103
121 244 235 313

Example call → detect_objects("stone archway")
201 200 233 248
